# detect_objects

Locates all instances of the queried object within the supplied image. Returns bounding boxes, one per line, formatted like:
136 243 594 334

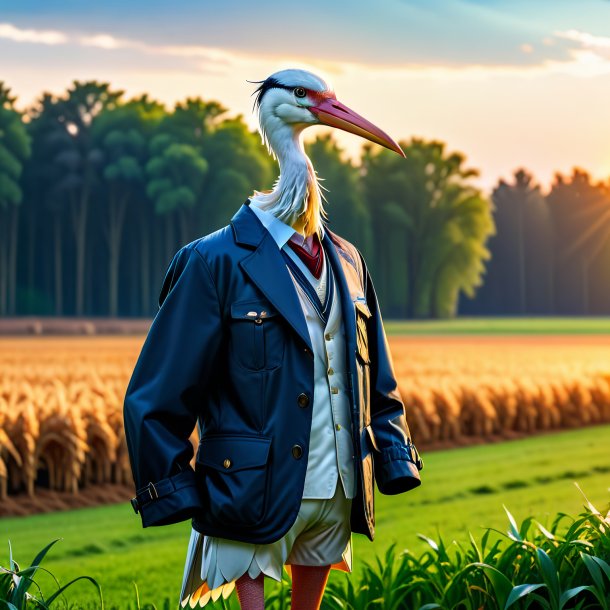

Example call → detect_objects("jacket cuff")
374 444 423 495
130 468 202 527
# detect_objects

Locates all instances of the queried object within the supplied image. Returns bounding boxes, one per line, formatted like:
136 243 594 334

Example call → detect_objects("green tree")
50 81 122 315
0 83 31 315
362 138 494 318
202 115 276 232
92 101 153 317
490 169 553 314
547 168 610 314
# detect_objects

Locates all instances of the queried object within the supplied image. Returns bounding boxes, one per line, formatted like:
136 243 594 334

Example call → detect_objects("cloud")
0 23 67 45
553 29 610 76
556 29 610 56
2 21 610 82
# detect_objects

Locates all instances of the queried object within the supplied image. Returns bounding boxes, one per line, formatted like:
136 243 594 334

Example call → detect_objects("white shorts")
179 479 353 608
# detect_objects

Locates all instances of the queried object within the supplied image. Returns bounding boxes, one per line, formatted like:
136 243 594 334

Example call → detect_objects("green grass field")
384 316 610 334
2 424 609 608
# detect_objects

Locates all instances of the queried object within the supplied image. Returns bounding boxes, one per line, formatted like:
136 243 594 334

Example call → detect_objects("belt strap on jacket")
130 468 195 514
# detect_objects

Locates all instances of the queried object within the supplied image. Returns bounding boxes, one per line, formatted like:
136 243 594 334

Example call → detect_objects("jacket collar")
229 200 357 358
230 200 266 248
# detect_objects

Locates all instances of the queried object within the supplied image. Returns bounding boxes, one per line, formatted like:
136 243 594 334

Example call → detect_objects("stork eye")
294 87 307 98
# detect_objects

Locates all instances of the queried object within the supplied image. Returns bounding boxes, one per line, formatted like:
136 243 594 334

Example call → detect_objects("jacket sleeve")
359 252 423 495
123 244 223 527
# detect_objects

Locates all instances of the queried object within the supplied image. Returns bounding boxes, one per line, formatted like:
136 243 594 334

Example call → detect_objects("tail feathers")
181 580 236 608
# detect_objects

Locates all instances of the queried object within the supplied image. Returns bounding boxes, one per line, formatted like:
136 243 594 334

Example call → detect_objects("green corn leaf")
569 540 594 549
0 600 19 610
573 482 601 516
418 604 442 609
503 506 522 542
7 542 15 573
580 552 605 593
13 538 62 605
417 534 439 552
44 575 103 608
526 592 552 609
471 562 513 608
535 521 556 541
559 585 601 610
505 583 546 609
536 548 560 605
591 556 610 583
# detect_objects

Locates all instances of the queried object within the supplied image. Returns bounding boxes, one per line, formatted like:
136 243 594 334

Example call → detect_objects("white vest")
285 248 357 500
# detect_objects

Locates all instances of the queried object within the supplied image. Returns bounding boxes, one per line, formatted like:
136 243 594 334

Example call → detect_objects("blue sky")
4 0 609 67
2 0 610 191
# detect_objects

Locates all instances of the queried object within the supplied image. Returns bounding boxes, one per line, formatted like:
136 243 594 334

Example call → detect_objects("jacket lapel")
231 203 313 352
230 202 361 360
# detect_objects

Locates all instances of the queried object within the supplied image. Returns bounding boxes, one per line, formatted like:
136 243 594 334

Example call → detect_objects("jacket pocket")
229 299 284 371
196 434 272 527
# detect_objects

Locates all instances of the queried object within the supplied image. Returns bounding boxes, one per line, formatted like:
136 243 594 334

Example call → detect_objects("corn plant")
324 484 610 609
0 538 103 609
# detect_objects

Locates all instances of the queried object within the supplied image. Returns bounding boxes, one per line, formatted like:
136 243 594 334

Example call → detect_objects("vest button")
223 458 232 469
297 393 310 408
291 444 303 459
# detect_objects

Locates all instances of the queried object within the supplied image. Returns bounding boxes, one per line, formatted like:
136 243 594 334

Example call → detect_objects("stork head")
251 68 405 158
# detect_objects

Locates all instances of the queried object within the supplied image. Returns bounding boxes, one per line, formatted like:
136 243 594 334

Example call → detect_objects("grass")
1 424 609 608
384 316 610 335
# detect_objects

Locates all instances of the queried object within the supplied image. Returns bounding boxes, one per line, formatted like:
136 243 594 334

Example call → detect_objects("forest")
1 79 609 319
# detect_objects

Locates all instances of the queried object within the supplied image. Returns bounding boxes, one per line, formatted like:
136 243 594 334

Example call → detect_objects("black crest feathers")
247 77 293 112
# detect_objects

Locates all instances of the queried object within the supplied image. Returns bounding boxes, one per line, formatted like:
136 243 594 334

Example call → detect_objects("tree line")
0 79 608 319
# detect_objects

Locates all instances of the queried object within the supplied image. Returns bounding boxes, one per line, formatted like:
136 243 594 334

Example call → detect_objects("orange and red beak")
309 96 406 158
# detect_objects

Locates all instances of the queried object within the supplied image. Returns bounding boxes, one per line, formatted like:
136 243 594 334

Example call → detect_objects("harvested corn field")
0 334 609 508
392 335 610 448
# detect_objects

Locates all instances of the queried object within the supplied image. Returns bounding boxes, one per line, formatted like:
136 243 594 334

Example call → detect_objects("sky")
2 0 610 193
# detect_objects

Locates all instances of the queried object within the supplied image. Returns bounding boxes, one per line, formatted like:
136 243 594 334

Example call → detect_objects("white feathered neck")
250 105 327 238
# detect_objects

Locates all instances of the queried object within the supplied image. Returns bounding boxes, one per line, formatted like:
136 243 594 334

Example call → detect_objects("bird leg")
290 564 331 610
235 571 265 610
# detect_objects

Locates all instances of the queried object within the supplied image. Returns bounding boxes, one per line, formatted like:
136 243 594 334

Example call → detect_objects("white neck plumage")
250 120 326 238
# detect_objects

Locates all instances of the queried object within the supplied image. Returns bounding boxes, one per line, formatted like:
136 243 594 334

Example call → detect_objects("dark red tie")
287 232 324 279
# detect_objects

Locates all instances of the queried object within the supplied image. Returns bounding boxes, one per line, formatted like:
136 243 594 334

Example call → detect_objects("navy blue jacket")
123 200 422 543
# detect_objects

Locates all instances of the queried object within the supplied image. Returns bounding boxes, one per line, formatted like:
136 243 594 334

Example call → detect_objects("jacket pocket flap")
230 299 279 320
197 435 272 471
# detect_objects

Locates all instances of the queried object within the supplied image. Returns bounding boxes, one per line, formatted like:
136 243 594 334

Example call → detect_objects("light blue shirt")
249 202 328 302
247 202 326 250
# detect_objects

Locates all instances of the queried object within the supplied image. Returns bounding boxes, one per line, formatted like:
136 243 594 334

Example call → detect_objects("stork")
249 68 405 237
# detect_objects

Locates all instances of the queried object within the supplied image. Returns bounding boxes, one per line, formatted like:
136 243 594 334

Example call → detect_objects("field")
1 318 610 606
2 424 609 607
385 316 610 335
2 323 610 503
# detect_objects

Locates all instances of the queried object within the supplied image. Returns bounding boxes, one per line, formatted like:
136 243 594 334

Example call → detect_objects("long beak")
309 97 406 158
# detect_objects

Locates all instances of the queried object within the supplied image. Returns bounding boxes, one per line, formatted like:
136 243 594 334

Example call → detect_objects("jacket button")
297 393 309 408
223 458 232 469
291 444 303 459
